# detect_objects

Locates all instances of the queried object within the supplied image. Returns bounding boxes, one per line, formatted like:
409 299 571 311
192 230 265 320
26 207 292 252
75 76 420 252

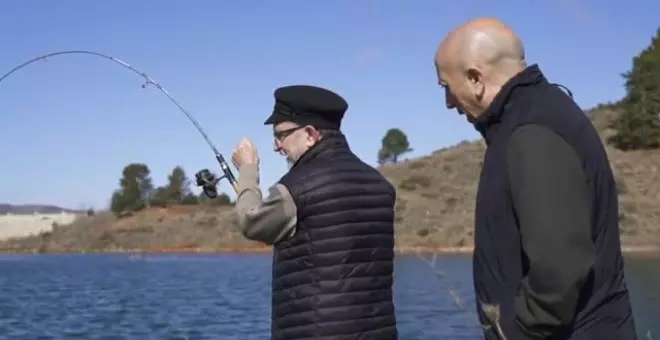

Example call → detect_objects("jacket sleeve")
234 164 297 245
505 124 596 339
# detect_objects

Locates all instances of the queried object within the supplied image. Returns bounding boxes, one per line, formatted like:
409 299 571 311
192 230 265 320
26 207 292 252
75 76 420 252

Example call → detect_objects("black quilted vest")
473 65 636 339
271 132 398 340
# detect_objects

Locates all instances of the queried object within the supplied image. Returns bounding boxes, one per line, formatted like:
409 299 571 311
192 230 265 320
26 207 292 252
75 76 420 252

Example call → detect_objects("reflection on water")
0 253 656 339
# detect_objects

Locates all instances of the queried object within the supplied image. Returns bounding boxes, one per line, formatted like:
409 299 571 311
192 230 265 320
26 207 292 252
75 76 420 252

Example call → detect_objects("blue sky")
0 1 658 210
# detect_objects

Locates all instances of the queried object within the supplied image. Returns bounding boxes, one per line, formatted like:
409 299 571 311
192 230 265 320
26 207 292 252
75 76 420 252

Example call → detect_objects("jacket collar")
473 64 547 140
289 132 349 169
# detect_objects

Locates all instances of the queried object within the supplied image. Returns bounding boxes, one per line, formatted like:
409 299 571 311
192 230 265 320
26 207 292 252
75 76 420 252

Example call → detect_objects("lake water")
0 253 656 339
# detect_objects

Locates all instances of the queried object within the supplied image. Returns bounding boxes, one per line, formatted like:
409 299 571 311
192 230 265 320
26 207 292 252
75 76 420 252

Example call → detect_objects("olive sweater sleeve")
234 164 297 245
506 124 596 339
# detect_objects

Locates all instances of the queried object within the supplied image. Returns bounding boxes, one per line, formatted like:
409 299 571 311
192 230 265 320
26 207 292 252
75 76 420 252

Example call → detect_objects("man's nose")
445 87 456 109
273 138 282 152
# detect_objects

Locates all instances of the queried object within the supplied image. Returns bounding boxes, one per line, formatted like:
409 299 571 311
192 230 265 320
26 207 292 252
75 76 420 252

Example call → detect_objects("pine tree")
378 128 413 164
609 28 660 150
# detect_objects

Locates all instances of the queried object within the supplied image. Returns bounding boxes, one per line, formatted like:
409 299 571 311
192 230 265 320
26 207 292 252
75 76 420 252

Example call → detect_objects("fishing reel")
195 154 239 199
195 169 221 199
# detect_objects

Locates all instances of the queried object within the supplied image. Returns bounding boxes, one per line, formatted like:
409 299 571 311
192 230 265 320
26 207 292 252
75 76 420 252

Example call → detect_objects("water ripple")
0 253 655 339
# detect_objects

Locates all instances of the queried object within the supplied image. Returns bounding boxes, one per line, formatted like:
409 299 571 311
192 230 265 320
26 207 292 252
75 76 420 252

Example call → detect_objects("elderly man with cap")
231 85 398 340
434 17 636 339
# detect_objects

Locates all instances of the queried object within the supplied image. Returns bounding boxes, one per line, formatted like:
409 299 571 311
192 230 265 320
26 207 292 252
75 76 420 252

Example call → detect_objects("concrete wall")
0 212 80 240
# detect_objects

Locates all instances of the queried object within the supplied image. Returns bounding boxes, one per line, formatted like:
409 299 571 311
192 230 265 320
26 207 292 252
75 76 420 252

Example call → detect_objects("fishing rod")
0 50 237 198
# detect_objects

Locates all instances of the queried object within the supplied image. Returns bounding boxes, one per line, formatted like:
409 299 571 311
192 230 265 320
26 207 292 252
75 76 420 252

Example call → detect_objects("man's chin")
286 158 296 169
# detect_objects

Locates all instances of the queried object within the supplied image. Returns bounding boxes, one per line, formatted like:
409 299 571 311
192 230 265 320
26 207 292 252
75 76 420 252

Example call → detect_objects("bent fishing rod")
0 50 236 198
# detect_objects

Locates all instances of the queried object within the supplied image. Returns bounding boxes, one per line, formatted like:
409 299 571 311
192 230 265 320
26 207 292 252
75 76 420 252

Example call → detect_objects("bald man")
434 18 636 340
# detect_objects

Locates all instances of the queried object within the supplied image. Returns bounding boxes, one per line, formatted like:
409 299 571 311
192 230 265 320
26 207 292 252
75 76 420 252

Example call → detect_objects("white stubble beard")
280 150 296 170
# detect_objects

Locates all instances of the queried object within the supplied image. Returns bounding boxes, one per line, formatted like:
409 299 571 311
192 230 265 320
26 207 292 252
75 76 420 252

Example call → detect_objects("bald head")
434 18 528 119
437 17 526 74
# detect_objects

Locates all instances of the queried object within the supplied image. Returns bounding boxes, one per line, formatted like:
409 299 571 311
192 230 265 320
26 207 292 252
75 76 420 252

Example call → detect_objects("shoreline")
0 245 658 255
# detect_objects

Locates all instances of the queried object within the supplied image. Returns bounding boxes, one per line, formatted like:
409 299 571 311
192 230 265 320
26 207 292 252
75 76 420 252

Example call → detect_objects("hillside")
0 205 261 253
381 104 660 249
0 104 659 253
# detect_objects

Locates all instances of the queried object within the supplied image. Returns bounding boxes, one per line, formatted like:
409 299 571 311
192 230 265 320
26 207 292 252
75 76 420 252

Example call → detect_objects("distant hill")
0 203 79 215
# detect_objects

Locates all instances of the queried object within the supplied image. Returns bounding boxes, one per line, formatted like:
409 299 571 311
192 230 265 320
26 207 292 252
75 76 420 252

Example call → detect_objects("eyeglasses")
273 126 306 141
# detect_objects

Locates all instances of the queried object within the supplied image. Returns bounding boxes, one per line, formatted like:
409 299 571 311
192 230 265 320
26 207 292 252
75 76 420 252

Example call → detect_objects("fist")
232 137 259 168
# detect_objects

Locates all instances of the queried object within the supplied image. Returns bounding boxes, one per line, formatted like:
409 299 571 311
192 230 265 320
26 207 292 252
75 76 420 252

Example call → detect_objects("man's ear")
467 67 485 100
304 125 322 144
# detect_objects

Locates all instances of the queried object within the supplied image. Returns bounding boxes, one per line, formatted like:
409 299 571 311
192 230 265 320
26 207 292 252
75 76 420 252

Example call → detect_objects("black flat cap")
264 85 348 130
